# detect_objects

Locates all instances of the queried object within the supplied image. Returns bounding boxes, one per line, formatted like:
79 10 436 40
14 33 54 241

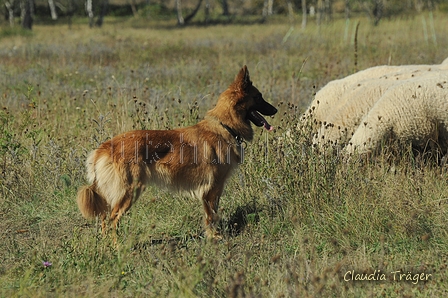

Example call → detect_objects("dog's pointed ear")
232 65 252 91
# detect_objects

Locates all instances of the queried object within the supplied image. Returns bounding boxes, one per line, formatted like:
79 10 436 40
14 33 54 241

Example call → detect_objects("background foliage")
2 0 448 28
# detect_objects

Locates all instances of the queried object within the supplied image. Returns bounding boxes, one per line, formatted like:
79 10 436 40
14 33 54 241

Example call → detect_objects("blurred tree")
262 0 273 18
95 0 108 27
301 0 307 29
177 0 203 25
316 0 323 25
20 0 33 29
220 0 229 15
130 0 137 16
176 0 184 25
361 0 384 25
415 0 423 12
324 0 332 22
286 0 294 25
66 0 77 28
372 0 383 25
86 0 94 27
5 0 15 27
316 0 332 24
48 0 57 19
345 0 350 19
205 0 210 24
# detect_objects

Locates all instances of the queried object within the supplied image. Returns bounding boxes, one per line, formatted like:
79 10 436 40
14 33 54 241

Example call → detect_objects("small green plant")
0 107 23 159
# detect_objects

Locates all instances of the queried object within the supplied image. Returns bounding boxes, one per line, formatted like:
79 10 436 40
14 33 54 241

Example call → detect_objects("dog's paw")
205 228 223 241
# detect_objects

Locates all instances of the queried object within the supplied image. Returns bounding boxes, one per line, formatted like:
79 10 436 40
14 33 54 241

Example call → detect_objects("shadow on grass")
131 235 198 251
131 200 266 250
223 201 260 237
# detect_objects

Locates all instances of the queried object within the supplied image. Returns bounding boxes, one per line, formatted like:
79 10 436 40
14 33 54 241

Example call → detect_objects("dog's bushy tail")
77 185 108 219
77 148 125 219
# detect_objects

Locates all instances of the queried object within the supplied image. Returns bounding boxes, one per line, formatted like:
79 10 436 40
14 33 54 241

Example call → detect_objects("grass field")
1 13 448 297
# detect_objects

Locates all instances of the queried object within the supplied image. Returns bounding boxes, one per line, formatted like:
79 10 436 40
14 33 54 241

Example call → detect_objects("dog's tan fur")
77 66 277 239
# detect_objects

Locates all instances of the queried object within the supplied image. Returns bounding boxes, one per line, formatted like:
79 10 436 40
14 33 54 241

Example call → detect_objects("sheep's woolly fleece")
303 57 448 154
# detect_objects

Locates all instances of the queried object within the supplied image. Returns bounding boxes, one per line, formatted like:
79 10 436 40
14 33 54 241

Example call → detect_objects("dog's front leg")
202 186 224 240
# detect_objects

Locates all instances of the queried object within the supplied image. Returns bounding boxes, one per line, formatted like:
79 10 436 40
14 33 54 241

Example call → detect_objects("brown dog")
77 66 277 239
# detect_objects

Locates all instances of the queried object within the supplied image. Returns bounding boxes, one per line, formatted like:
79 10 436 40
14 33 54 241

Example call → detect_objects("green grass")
1 14 448 297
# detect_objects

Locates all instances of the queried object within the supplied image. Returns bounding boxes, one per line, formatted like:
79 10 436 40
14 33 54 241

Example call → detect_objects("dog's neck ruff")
220 122 244 146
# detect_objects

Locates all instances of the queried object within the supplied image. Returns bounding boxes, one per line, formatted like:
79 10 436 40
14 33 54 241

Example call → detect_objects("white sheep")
305 64 433 123
304 58 448 154
346 71 448 154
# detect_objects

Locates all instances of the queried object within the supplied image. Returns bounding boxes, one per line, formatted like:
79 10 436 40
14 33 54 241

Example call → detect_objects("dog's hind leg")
101 212 108 235
109 194 132 244
109 184 145 242
202 186 224 239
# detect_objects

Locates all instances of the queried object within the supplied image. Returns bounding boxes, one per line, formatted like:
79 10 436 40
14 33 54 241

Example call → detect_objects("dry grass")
1 14 448 297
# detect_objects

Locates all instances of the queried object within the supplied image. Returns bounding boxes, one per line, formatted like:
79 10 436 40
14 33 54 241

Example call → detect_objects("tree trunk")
344 0 350 42
345 0 350 19
95 0 108 27
286 0 294 25
85 0 94 28
130 0 137 16
268 0 273 15
67 0 76 29
324 0 332 22
221 0 229 16
48 0 57 20
263 0 274 17
5 0 15 27
205 0 210 25
184 0 203 24
316 0 323 26
301 0 307 29
145 0 150 19
262 0 268 18
373 0 383 26
176 0 184 25
21 0 33 30
414 0 423 12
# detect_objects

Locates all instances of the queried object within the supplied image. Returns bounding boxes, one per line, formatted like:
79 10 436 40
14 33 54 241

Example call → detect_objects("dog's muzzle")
248 103 277 131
